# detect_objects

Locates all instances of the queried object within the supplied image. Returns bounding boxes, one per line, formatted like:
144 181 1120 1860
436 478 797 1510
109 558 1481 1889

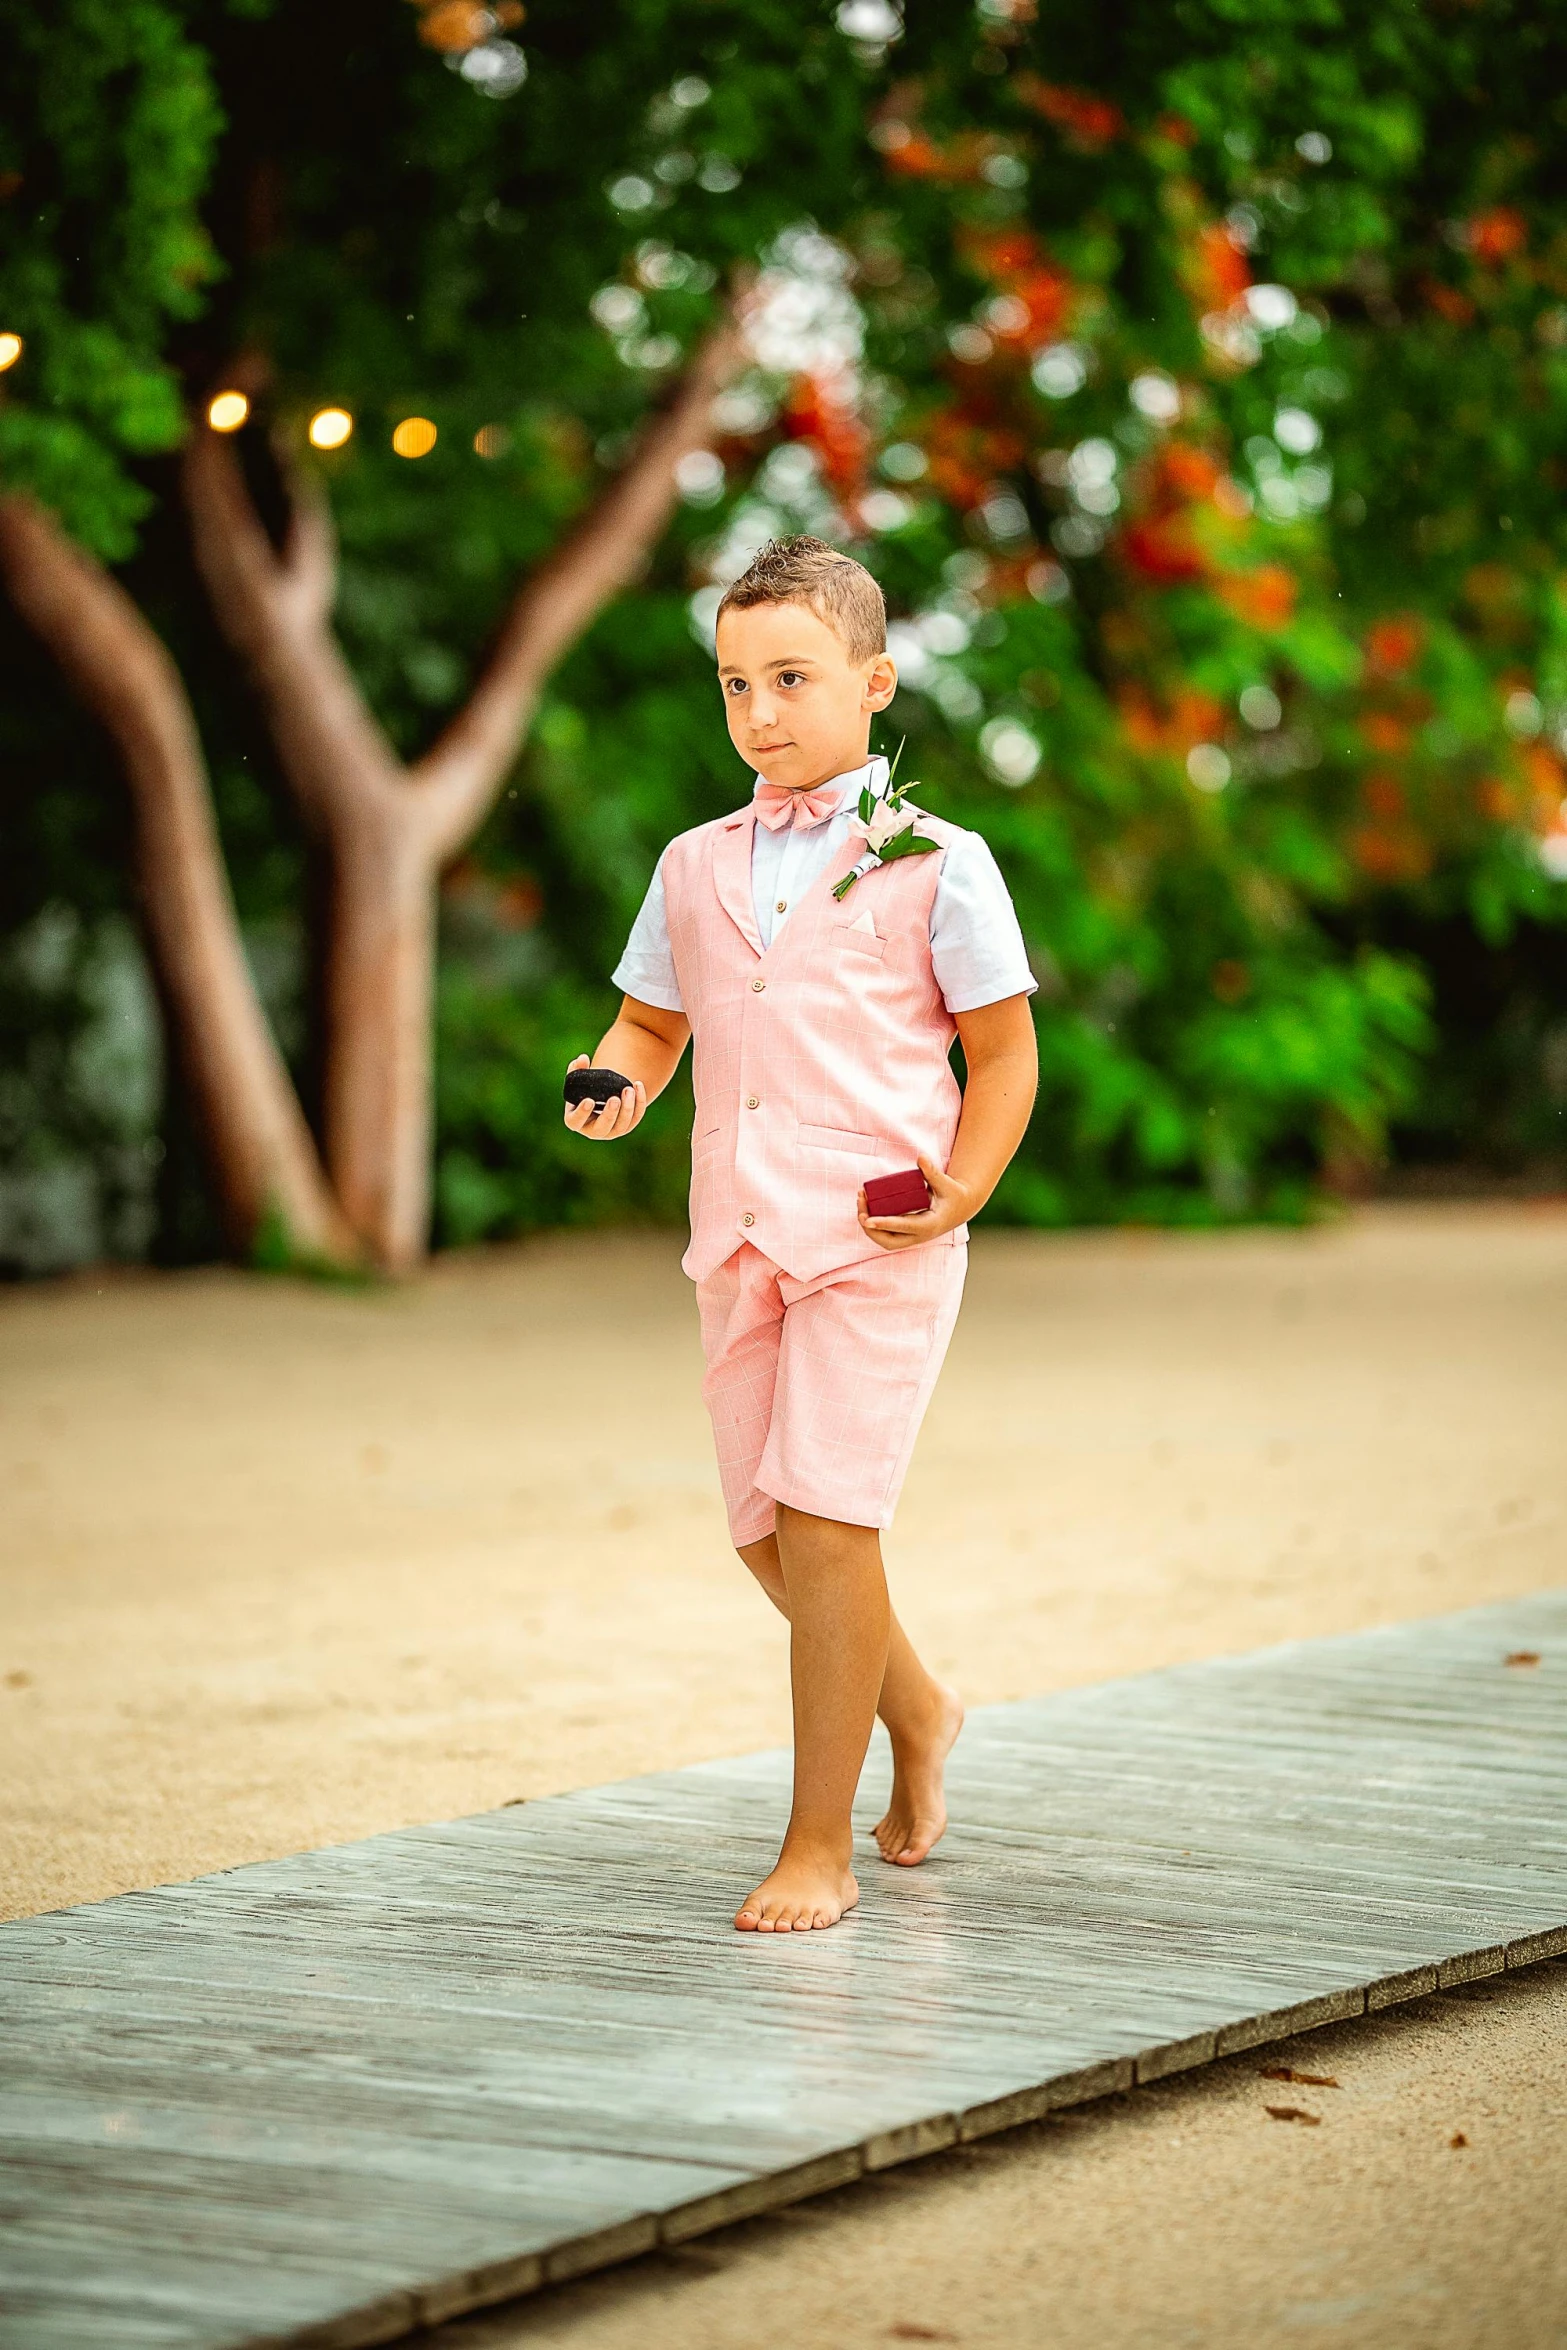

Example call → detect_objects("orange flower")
1010 269 1072 345
878 128 950 179
1185 222 1250 314
1217 566 1297 629
1117 441 1255 589
1116 685 1223 754
1350 826 1433 883
1467 207 1527 266
414 0 493 52
1361 712 1410 755
1169 688 1225 748
1118 686 1164 752
1153 113 1196 148
1015 76 1126 149
1362 772 1407 822
881 127 1006 184
965 228 1041 278
1158 442 1221 502
1122 513 1205 585
1422 278 1475 325
1476 776 1517 821
1365 615 1423 675
1522 743 1567 822
921 406 1025 508
783 375 870 495
960 228 1075 347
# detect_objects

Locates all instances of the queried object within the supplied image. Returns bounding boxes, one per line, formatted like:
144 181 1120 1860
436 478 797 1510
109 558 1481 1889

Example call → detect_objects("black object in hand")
564 1066 635 1114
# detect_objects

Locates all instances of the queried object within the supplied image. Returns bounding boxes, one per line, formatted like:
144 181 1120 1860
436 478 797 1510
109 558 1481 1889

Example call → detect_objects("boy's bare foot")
734 1843 860 1932
874 1681 964 1866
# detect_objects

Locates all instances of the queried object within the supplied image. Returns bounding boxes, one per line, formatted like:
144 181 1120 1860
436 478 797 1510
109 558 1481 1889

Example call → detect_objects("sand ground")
3 1204 1566 2346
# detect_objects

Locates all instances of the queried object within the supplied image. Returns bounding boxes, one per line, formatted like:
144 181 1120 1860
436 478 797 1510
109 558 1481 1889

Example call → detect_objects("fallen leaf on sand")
1260 2065 1339 2088
1265 2105 1321 2126
1504 1651 1541 1668
1450 2131 1469 2149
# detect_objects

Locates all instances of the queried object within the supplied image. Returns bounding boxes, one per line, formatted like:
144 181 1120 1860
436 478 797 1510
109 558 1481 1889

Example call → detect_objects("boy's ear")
865 652 898 711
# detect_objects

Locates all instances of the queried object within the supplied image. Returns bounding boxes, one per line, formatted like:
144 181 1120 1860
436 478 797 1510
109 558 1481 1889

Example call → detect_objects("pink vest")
664 805 966 1282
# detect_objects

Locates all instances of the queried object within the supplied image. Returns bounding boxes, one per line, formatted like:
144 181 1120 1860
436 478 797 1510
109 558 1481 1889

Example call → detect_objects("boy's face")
715 598 897 792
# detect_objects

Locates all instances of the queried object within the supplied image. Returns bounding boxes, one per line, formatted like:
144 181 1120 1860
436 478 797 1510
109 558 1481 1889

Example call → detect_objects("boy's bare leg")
734 1505 887 1932
737 1526 964 1870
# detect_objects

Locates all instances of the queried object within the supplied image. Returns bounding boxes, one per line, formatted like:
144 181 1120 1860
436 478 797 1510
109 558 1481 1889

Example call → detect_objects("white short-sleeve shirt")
612 758 1037 1018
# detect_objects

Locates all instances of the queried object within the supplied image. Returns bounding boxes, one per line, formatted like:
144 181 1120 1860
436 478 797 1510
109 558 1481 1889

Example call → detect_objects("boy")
565 536 1038 1933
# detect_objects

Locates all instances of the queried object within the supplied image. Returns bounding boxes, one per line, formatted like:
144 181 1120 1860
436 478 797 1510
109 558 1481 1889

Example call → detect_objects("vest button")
746 1096 759 1110
775 899 787 913
751 978 766 992
741 1212 755 1227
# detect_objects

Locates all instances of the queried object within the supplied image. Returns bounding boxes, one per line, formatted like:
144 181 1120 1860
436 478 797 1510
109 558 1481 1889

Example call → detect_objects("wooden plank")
1 1591 1564 2350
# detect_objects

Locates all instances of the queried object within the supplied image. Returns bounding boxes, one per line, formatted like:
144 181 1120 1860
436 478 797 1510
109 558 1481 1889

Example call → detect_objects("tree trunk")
324 801 441 1270
0 494 360 1269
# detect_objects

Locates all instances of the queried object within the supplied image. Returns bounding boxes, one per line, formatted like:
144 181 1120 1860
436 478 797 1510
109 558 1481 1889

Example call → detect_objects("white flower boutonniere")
833 742 940 901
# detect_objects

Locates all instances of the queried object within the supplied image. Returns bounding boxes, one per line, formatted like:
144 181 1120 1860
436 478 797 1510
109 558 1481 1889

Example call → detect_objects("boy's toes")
734 1862 856 1933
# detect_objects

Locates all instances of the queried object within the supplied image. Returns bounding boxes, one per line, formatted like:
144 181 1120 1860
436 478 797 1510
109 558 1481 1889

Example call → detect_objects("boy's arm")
857 992 1038 1249
563 996 691 1141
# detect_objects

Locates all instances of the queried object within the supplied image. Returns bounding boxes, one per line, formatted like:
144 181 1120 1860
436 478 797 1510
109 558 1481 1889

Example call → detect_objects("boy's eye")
725 677 748 695
777 670 805 688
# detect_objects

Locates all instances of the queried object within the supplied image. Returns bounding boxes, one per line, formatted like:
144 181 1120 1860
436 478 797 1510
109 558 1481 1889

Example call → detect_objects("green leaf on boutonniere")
858 786 876 822
877 830 941 862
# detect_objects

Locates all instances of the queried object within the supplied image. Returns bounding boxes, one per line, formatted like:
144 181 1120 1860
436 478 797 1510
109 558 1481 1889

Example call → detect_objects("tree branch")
415 313 745 855
0 493 359 1266
184 425 405 838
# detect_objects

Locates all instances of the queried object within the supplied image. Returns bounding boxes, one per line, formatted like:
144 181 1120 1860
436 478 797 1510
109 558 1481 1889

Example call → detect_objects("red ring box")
863 1168 933 1217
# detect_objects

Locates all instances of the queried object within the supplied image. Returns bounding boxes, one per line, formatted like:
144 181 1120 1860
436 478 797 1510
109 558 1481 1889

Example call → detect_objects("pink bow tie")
753 780 845 832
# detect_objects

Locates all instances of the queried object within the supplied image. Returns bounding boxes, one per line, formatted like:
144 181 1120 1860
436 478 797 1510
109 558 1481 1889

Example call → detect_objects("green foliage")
6 0 1567 1271
436 972 696 1244
0 905 164 1271
797 0 1567 1212
0 0 221 554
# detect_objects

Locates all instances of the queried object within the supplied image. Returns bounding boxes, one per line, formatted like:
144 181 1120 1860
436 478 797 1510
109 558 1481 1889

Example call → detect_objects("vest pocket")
797 1122 883 1155
832 924 887 959
693 1124 723 1155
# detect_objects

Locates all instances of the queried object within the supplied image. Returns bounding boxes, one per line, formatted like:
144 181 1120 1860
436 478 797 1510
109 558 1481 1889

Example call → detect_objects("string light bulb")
308 407 353 450
0 333 22 371
391 416 437 458
207 390 249 432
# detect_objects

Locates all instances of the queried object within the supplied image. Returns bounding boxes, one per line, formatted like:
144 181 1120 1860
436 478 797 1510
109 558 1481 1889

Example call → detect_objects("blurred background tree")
3 0 1565 1274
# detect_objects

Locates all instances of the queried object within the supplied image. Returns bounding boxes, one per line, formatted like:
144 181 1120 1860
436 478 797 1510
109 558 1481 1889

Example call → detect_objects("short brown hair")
716 535 886 664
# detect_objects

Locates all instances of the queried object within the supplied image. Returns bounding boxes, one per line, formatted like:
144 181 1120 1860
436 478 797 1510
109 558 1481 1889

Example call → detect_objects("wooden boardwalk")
3 1592 1564 2349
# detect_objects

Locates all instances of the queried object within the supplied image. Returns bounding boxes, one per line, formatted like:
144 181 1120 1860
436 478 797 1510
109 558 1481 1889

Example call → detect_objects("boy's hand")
856 1155 974 1251
563 1054 647 1141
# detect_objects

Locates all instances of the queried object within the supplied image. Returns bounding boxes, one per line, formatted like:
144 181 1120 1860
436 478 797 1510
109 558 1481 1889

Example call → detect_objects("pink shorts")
695 1240 968 1545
